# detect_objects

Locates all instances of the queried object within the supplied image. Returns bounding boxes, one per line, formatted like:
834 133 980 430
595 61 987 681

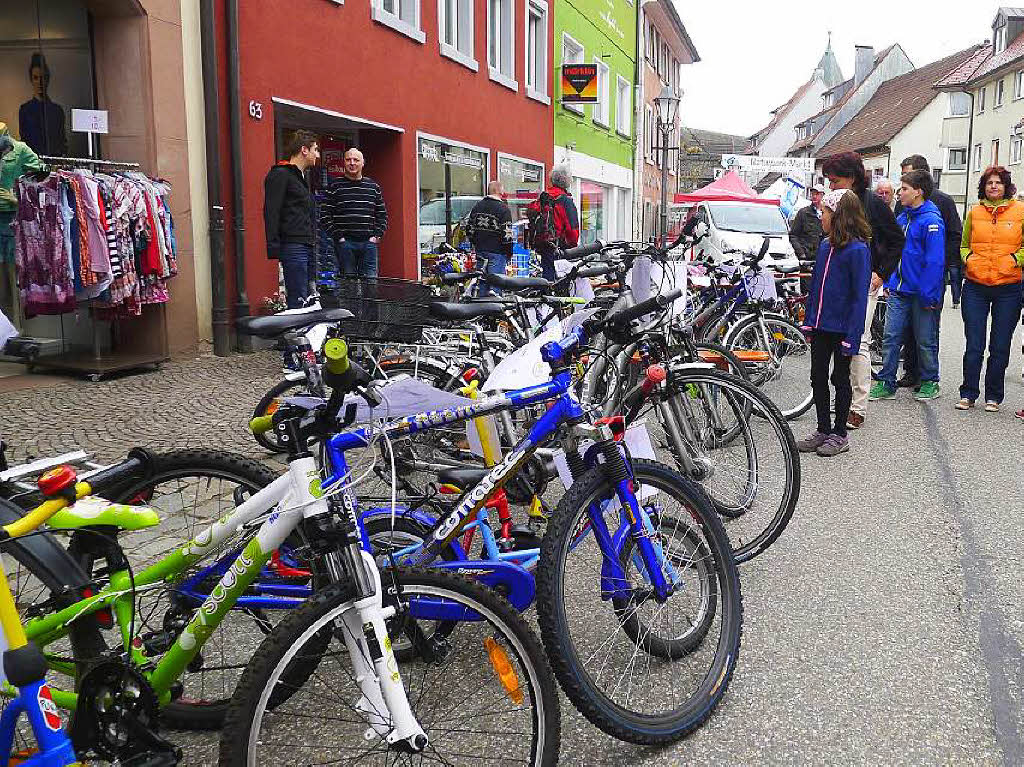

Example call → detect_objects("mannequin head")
29 53 50 100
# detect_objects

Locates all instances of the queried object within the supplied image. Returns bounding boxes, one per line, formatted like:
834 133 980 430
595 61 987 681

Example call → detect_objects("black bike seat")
235 308 354 339
774 265 802 274
483 273 552 291
441 271 481 285
437 466 490 488
429 301 506 321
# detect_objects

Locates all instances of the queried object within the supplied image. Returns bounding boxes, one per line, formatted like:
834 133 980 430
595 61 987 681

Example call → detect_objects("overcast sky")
676 0 993 138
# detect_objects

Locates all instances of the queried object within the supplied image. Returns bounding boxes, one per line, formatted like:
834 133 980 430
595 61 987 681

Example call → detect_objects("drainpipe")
962 89 976 221
200 0 230 356
632 0 641 239
227 0 251 351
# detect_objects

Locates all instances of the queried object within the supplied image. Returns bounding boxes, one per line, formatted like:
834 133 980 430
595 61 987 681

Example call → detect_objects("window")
644 104 654 162
948 147 967 170
1012 137 1023 165
373 0 424 42
977 86 986 112
561 34 584 114
824 91 835 109
488 0 516 90
593 58 610 127
996 24 1007 54
949 91 970 115
525 0 548 102
996 77 1005 107
497 154 544 227
438 0 475 70
974 143 983 169
933 169 942 187
1016 71 1024 100
993 138 1001 165
616 75 631 135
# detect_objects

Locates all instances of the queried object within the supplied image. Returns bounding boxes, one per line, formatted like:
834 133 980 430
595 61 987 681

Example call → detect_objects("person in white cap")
789 183 826 260
796 188 873 457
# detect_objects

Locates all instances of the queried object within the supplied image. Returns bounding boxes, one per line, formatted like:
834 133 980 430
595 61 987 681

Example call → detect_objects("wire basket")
319 277 437 343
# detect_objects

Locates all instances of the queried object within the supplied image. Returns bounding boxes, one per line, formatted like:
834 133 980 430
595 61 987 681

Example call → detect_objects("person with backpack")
526 164 579 280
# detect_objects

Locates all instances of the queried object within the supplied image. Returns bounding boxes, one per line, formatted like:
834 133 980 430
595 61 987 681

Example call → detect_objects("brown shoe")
846 412 864 430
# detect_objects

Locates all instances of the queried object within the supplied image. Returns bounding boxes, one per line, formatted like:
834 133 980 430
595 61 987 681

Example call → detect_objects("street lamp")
653 84 681 245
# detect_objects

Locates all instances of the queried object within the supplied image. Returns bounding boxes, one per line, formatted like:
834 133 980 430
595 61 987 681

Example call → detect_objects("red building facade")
217 0 555 312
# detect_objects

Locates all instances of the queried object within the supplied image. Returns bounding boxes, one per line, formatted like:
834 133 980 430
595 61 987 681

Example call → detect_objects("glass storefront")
578 180 607 244
418 137 487 264
498 155 543 227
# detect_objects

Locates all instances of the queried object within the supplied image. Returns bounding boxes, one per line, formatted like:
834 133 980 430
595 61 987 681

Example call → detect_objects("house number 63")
248 101 263 120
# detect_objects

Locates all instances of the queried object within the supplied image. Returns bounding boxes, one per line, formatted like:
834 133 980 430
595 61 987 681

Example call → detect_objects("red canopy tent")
673 170 779 206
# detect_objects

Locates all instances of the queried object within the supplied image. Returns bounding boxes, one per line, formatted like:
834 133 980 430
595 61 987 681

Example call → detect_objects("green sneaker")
869 382 897 400
914 381 941 400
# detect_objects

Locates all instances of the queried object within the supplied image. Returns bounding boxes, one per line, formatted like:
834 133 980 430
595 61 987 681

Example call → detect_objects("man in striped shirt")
322 148 388 278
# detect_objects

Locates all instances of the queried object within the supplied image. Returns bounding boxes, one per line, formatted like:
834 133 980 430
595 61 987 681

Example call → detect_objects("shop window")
488 0 516 91
525 0 549 103
579 181 607 244
439 0 475 70
561 34 584 114
498 154 544 240
593 59 610 128
417 136 487 272
616 76 631 136
373 0 425 43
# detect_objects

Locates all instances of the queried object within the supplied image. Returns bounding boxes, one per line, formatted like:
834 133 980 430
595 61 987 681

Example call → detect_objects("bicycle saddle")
428 301 507 320
483 273 552 291
441 271 481 285
436 466 489 488
235 308 355 338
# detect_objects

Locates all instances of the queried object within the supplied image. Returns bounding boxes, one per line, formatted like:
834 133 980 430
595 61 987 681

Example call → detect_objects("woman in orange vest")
957 166 1024 412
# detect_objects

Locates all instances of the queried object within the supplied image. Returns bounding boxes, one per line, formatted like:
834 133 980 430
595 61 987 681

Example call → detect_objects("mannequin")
19 52 67 157
0 121 43 326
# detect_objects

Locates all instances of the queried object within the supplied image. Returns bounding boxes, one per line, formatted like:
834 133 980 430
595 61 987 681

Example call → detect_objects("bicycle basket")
319 277 437 343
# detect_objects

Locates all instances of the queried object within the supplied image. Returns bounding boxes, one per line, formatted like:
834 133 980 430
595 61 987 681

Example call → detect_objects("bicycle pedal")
119 750 182 767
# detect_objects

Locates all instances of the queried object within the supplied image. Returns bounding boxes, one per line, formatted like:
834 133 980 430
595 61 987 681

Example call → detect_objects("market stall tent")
673 171 780 206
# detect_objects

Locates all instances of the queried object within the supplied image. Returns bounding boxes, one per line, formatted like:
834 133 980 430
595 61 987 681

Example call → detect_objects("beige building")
935 9 1024 209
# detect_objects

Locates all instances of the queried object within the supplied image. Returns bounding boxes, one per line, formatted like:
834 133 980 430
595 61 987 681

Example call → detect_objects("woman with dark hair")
957 165 1024 412
821 151 905 429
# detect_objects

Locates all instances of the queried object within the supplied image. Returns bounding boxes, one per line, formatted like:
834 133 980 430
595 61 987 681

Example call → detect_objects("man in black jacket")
788 183 826 260
263 130 319 308
894 155 964 388
467 181 513 295
822 152 905 429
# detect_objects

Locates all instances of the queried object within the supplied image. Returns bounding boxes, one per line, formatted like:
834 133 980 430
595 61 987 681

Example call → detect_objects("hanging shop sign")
561 64 598 104
721 154 815 174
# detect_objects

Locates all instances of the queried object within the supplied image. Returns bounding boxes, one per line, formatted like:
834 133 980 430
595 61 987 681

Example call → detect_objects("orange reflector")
438 483 462 495
697 350 731 371
265 398 281 416
484 637 523 705
772 332 786 340
731 349 771 363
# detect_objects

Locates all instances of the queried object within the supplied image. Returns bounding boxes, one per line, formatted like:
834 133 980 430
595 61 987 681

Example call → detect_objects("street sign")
721 154 814 174
71 109 108 134
561 64 598 104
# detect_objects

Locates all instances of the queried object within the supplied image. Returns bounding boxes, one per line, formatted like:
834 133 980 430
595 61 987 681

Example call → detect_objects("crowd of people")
797 150 1024 457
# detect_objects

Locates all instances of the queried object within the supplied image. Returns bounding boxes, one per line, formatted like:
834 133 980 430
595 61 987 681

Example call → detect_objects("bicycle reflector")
484 637 523 705
37 466 77 497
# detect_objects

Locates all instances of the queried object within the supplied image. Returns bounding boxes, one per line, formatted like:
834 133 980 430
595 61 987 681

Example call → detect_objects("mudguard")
0 498 92 595
427 559 535 613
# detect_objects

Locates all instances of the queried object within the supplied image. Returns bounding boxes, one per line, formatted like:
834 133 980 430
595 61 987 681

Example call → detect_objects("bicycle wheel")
723 312 813 420
219 568 560 766
654 369 800 563
535 459 742 745
252 378 312 453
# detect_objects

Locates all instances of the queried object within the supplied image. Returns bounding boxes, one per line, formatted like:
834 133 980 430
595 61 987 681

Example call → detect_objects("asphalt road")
2 302 1022 765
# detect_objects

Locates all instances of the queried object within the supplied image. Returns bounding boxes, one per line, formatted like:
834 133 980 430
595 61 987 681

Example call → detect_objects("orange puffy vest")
965 200 1024 286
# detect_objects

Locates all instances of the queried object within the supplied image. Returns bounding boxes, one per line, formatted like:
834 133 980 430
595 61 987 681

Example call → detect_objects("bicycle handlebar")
605 288 684 327
560 240 605 260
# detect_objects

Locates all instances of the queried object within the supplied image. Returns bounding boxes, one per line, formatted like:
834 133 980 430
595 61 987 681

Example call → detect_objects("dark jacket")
263 163 312 259
860 189 905 280
321 175 388 242
528 185 580 254
788 204 824 259
467 196 513 256
803 238 872 353
896 188 962 268
889 199 946 306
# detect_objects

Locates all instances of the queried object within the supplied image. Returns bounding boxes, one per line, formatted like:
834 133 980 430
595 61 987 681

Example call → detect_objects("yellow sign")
561 64 598 104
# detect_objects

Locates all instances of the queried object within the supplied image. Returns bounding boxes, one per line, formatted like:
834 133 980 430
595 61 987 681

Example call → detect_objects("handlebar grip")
604 288 684 326
85 448 152 495
249 415 273 435
575 264 616 279
323 337 349 376
561 240 604 260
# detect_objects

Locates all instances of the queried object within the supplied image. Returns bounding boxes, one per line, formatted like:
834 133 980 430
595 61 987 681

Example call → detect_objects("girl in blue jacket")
798 189 873 457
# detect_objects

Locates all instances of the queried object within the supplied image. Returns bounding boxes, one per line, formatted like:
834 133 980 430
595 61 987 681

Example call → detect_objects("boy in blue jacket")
870 169 946 401
798 189 872 457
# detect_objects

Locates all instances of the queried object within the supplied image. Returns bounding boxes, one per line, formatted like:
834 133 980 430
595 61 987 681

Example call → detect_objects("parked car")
687 200 798 269
418 195 482 253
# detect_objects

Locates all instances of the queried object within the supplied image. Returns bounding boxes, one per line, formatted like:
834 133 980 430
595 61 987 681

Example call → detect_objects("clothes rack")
16 157 171 381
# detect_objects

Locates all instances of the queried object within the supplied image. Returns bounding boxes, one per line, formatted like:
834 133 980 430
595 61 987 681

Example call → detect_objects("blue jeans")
947 265 964 305
476 251 507 296
959 279 1022 403
879 292 940 388
338 240 379 278
279 243 312 309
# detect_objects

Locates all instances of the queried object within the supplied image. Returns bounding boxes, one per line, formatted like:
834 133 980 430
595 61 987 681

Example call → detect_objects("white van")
687 200 798 269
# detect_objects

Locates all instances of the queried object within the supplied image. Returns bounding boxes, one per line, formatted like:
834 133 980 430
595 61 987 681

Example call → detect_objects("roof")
750 78 814 142
657 0 700 63
815 41 845 88
819 45 987 157
952 29 1024 85
934 45 993 88
680 126 751 156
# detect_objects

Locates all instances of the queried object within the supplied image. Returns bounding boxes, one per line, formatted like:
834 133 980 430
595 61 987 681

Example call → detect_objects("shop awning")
271 97 404 134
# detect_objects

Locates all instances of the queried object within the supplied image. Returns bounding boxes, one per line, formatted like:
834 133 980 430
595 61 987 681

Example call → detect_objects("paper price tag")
551 421 658 511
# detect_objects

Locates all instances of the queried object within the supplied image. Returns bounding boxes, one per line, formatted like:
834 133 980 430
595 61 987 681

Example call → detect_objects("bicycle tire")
219 568 560 766
251 378 311 453
535 459 742 745
658 369 801 563
723 312 814 420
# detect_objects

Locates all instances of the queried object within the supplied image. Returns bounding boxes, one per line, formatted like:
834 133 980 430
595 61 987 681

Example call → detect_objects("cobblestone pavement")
3 310 1024 765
